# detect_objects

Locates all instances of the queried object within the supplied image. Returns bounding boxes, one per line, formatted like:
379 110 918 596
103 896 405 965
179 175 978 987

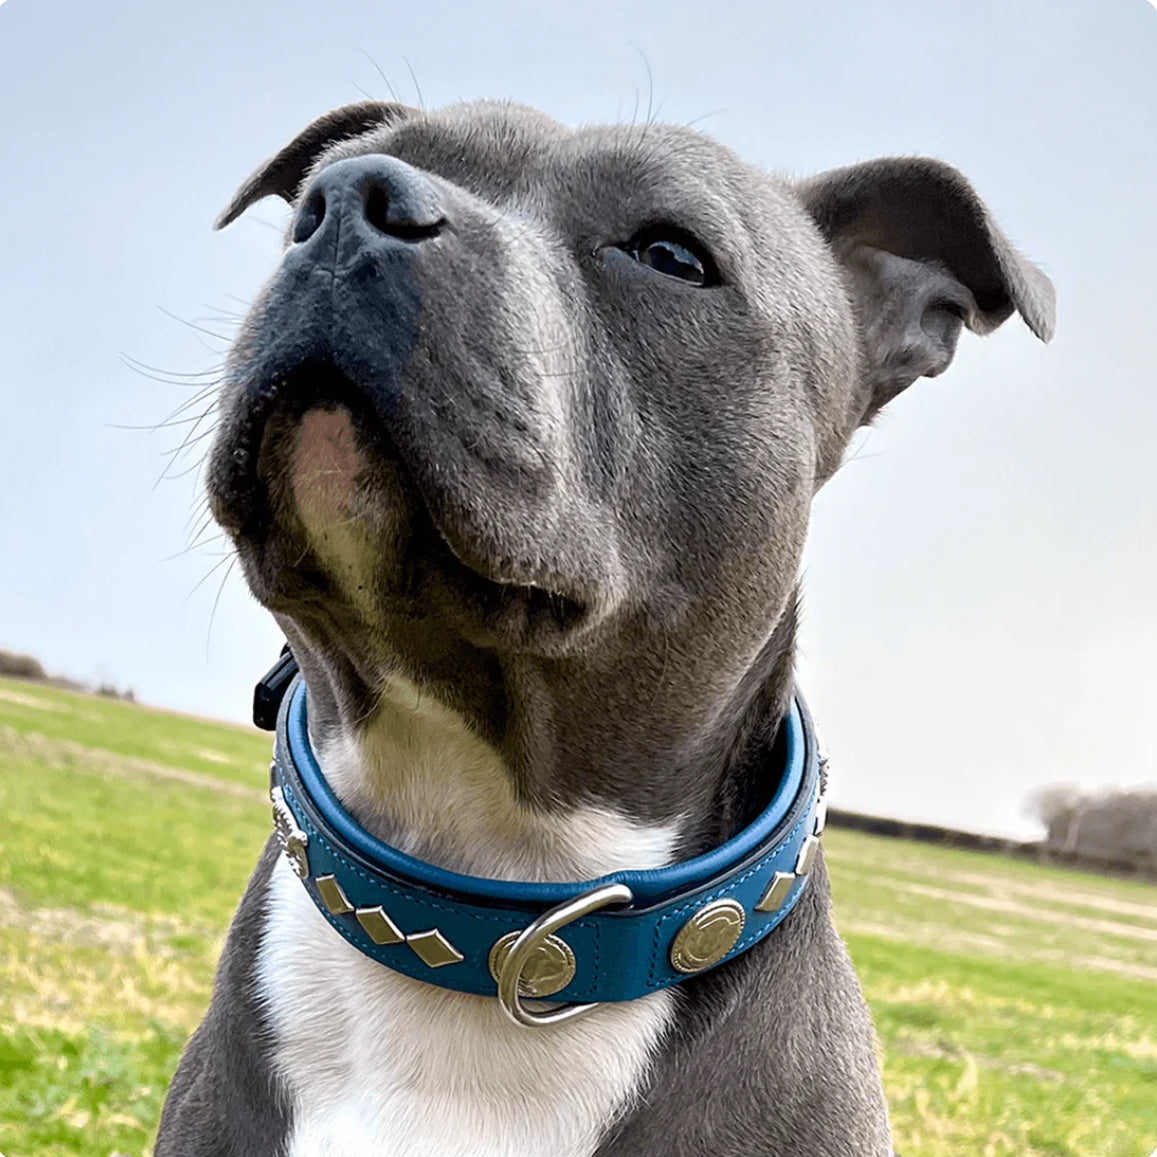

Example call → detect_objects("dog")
156 99 1054 1156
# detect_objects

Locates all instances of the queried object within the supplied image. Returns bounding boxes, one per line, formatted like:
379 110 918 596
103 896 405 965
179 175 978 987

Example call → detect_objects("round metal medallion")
669 898 746 974
488 931 577 998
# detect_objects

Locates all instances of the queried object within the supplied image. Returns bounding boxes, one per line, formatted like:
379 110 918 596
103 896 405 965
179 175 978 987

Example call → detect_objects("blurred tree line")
1028 785 1157 872
0 647 134 702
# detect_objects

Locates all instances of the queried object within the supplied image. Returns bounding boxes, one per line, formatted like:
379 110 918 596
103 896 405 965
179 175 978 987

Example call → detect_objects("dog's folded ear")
797 158 1056 420
213 101 413 230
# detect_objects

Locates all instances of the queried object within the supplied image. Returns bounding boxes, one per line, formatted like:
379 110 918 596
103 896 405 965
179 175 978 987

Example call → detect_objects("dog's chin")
210 370 595 655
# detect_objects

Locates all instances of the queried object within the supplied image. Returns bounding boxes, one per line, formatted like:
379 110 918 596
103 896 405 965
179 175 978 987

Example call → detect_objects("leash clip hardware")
253 645 298 731
496 882 633 1029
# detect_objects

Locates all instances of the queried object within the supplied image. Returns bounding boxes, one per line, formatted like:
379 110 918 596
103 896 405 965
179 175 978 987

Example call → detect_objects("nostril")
364 185 388 235
292 158 446 249
292 190 326 244
363 181 444 242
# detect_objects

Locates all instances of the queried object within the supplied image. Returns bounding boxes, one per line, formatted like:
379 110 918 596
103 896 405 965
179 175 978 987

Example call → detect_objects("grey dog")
156 100 1053 1156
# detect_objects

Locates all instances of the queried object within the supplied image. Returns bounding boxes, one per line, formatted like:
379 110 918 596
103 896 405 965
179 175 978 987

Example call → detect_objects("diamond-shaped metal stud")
316 875 354 915
407 929 464 968
755 870 796 913
795 835 820 876
813 798 829 837
356 906 404 946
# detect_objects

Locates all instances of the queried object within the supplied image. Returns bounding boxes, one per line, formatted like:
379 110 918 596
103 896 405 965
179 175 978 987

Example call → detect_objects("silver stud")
813 798 829 837
755 870 795 913
407 929 464 968
795 835 820 876
270 786 310 879
670 898 746 974
356 906 404 946
315 875 354 915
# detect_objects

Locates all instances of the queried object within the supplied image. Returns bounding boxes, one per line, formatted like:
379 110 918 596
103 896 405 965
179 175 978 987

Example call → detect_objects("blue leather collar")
268 674 827 1018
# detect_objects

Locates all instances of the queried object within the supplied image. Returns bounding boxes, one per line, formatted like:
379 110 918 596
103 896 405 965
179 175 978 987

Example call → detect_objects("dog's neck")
313 672 688 882
302 602 799 885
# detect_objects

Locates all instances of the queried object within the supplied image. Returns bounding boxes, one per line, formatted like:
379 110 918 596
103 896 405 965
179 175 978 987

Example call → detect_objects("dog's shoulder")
155 839 291 1157
597 864 893 1156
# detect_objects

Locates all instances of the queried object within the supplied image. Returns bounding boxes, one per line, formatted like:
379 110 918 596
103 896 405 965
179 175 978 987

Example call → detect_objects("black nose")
291 155 445 247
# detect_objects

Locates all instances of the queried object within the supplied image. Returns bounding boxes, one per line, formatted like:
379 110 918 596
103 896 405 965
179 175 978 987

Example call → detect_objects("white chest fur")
260 863 673 1157
257 677 680 1157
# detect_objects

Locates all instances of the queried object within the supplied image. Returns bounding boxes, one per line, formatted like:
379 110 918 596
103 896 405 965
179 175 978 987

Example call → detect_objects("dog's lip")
422 526 592 640
408 485 591 631
218 362 593 636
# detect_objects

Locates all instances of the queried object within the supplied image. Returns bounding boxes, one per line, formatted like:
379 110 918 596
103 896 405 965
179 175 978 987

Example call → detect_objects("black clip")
253 644 299 731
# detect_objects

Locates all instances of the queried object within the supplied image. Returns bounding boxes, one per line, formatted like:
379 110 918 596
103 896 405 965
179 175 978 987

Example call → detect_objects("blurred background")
2 0 1156 841
0 0 1152 842
0 2 1155 1154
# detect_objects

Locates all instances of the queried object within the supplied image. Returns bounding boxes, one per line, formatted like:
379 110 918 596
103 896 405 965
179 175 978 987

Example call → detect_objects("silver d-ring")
496 882 633 1028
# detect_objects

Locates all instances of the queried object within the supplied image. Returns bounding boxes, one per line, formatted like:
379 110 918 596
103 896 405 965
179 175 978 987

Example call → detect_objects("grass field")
1 673 1155 1156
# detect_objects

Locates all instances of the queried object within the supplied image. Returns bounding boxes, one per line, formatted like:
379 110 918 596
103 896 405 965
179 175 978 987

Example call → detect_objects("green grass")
1 672 1155 1156
0 676 270 1157
0 677 269 788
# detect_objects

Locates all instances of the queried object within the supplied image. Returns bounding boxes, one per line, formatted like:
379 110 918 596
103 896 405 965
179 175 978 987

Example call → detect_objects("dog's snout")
291 155 445 247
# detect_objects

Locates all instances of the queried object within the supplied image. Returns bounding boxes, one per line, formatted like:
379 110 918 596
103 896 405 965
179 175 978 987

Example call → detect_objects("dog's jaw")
275 403 688 875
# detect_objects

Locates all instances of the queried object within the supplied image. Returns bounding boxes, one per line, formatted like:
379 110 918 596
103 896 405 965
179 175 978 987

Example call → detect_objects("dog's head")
207 100 1053 831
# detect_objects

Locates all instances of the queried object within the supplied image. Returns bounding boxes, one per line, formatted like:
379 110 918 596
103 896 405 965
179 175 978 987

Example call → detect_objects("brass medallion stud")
669 898 746 974
488 931 577 998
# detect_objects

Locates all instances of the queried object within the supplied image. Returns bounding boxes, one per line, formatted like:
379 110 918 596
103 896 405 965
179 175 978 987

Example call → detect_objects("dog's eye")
624 230 718 287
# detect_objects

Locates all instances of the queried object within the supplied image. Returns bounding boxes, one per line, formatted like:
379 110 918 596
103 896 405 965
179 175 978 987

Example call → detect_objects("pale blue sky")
1 0 1154 838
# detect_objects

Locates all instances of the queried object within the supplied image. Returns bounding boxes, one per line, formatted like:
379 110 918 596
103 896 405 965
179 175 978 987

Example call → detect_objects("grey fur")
156 840 289 1154
158 99 1054 1155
